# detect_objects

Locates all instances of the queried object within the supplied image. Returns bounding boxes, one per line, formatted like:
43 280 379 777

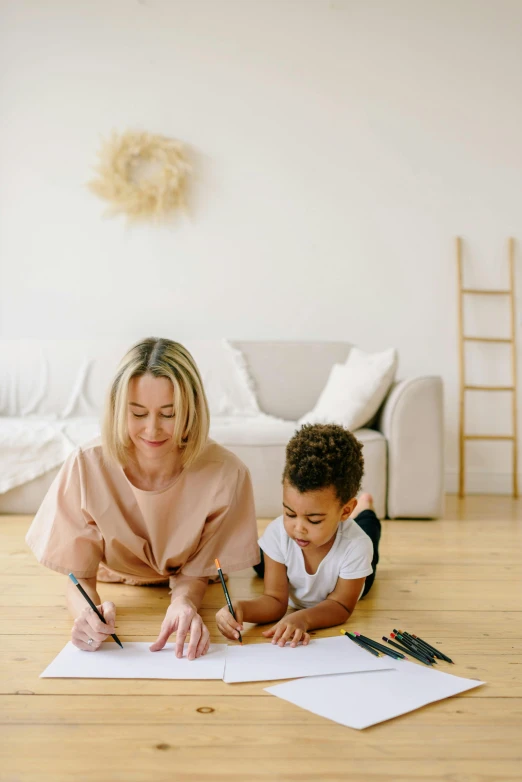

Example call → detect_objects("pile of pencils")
342 628 453 666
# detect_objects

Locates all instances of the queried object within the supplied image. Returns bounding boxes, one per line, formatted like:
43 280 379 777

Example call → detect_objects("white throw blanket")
0 417 75 494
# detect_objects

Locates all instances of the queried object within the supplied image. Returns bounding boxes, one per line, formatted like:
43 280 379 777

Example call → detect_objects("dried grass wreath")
88 130 191 221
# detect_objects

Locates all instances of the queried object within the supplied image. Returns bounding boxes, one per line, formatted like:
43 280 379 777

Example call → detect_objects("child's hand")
215 601 244 641
262 614 310 648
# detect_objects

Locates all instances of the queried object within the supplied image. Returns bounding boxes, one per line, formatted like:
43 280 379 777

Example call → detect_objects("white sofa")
0 339 444 519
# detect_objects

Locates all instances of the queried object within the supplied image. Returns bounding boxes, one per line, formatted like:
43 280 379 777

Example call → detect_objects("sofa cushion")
233 341 352 421
298 347 398 431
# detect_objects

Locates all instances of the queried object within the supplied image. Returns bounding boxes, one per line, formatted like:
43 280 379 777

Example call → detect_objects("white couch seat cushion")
209 415 297 446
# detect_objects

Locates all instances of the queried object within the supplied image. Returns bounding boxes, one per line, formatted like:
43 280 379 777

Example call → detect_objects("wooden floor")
1 495 521 782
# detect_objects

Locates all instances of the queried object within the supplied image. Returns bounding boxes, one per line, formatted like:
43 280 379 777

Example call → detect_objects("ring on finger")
87 638 94 646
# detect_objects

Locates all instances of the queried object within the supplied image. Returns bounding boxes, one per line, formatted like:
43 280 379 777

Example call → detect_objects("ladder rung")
462 289 511 295
465 435 515 441
465 385 514 391
464 336 512 343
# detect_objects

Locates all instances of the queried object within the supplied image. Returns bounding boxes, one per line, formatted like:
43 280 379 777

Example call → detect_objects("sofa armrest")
376 376 444 519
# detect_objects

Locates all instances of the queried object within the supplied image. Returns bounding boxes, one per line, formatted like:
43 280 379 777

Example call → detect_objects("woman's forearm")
66 577 100 619
169 574 208 611
239 595 288 624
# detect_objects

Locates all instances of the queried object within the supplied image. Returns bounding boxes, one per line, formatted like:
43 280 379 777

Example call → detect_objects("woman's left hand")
150 598 210 660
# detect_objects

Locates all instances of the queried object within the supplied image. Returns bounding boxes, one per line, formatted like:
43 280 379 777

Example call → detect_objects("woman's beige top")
26 439 260 584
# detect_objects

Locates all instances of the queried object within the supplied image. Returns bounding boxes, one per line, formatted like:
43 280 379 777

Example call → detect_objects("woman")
26 338 260 659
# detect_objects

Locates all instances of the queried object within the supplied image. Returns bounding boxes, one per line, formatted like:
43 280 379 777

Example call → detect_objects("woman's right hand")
71 601 116 652
216 600 244 641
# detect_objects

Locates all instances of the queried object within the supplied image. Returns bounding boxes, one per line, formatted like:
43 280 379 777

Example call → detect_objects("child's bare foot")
350 493 374 517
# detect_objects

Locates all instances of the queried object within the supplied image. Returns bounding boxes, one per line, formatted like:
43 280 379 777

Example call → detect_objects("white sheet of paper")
265 661 485 729
223 636 392 683
40 642 228 680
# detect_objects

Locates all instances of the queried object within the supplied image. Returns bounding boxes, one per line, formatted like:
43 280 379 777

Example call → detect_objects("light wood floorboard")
1 494 521 781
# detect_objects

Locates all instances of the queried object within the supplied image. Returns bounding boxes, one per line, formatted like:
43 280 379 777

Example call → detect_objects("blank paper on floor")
223 636 392 683
41 641 228 680
265 661 485 729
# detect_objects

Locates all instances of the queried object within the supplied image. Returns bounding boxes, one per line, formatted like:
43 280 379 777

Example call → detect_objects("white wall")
1 0 521 493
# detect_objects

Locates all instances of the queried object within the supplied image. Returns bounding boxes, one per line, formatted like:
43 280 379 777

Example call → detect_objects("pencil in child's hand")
68 573 123 648
214 559 243 644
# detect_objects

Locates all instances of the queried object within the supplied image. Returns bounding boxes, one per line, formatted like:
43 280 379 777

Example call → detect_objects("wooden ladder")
456 237 518 498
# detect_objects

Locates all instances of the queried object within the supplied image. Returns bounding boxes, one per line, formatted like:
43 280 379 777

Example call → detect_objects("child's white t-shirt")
258 515 374 610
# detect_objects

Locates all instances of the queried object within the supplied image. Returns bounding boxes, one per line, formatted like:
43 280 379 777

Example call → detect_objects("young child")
216 423 381 647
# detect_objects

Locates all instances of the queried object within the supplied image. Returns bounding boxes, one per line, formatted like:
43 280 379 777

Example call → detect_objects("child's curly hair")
283 424 364 504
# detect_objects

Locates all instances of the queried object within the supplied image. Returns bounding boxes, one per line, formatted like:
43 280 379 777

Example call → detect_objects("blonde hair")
102 338 210 469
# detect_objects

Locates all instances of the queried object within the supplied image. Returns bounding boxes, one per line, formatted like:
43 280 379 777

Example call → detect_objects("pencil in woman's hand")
214 559 242 644
68 573 123 648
